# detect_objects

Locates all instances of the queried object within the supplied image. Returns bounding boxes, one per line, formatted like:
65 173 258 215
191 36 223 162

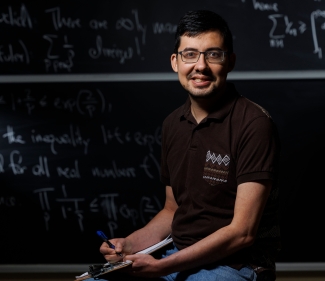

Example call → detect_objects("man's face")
171 31 235 99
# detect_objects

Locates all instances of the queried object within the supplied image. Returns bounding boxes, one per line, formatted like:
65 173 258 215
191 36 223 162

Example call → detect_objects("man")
94 10 281 281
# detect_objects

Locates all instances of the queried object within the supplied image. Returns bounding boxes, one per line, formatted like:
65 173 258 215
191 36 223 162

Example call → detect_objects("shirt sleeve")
236 116 281 185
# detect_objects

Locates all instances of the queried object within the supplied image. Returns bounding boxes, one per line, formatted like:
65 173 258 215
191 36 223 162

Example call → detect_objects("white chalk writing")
91 161 136 178
252 0 278 12
43 34 75 72
9 150 27 175
101 126 161 152
2 125 25 144
311 9 325 59
0 4 32 28
45 7 81 30
30 125 90 155
0 40 29 64
88 35 133 63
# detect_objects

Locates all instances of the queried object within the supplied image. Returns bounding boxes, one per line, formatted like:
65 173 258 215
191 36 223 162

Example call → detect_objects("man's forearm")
125 207 174 253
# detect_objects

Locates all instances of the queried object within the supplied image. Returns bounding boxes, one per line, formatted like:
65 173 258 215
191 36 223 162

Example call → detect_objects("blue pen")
97 230 123 257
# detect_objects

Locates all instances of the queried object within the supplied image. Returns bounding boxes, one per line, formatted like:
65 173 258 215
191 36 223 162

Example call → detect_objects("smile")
191 77 212 86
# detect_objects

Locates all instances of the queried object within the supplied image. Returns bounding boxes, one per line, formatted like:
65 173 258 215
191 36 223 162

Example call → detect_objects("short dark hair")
173 10 233 54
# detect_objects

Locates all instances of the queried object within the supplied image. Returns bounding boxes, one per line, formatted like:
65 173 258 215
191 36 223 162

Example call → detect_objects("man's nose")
194 53 209 70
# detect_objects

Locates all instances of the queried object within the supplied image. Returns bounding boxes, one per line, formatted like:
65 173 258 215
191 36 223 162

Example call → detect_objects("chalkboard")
1 0 325 268
1 79 325 265
0 0 324 74
0 81 183 264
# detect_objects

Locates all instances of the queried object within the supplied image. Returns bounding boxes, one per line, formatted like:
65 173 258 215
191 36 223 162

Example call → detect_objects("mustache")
187 73 214 81
187 70 214 80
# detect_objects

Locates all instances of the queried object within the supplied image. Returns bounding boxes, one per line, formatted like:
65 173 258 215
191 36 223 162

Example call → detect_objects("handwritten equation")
0 186 162 234
0 88 110 117
33 185 162 235
0 87 163 233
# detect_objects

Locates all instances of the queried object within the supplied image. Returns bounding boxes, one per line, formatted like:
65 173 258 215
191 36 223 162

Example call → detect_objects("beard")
180 69 228 101
187 87 216 99
182 80 219 100
184 70 219 99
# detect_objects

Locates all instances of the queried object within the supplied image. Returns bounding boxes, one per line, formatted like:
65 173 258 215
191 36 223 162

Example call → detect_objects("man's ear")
227 52 236 73
171 53 178 72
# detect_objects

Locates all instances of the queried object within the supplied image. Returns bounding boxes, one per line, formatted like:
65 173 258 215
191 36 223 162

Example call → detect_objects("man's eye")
208 51 221 58
184 52 197 58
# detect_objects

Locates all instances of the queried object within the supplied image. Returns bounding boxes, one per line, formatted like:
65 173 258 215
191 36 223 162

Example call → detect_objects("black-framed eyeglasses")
177 50 228 63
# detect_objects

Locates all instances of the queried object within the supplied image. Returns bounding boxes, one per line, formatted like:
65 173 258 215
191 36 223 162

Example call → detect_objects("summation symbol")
268 14 307 48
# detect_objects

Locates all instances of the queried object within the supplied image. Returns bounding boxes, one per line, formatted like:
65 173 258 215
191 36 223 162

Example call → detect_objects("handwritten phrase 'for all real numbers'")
1 124 161 180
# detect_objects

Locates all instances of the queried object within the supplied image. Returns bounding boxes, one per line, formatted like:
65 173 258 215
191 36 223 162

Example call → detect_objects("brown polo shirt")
160 82 281 268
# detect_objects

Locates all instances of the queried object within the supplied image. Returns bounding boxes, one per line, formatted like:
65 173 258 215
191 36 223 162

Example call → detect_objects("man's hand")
124 253 163 278
100 238 132 263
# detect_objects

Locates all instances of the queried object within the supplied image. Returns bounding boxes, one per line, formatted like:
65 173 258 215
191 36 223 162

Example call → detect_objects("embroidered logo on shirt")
203 150 230 185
